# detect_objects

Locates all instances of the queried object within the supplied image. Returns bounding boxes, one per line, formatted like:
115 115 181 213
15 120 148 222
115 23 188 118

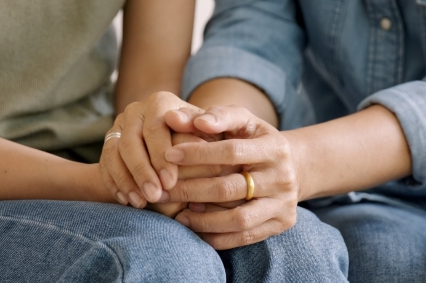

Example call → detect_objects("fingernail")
175 215 190 227
199 114 216 124
143 182 159 202
189 203 206 212
159 169 173 189
165 148 184 162
175 110 189 122
116 191 128 205
158 190 169 202
128 191 142 207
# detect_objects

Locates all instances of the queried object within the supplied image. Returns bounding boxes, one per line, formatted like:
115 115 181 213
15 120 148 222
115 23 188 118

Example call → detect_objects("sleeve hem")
358 80 426 187
182 46 290 116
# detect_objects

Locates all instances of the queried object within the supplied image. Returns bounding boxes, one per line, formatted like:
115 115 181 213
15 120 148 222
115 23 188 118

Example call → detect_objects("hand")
99 91 204 208
163 106 300 250
147 122 238 218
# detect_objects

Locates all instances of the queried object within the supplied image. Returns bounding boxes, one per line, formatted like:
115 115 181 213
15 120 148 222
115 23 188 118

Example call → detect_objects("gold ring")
241 172 255 201
104 132 121 144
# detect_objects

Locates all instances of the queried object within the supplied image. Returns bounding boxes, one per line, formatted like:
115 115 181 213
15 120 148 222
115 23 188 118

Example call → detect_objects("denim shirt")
183 0 426 202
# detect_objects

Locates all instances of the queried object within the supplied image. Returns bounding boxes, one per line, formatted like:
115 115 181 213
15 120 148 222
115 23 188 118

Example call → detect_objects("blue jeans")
313 202 426 282
1 201 347 282
1 200 424 282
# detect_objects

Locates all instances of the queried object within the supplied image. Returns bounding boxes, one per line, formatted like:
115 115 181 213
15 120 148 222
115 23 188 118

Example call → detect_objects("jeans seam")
0 215 125 281
390 0 404 84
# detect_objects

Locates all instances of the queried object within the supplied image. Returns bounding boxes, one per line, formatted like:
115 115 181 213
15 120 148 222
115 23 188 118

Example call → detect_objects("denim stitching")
327 0 343 89
390 0 404 84
365 1 377 95
0 215 125 282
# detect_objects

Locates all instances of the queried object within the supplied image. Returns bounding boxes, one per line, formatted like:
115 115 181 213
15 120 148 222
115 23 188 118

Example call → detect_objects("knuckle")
149 91 174 104
224 141 244 163
276 142 290 159
240 230 256 246
131 162 149 180
102 143 116 159
123 101 140 114
117 136 133 153
143 119 164 136
198 219 211 233
235 209 254 230
114 172 130 191
207 165 222 177
105 179 117 192
178 180 192 202
217 179 239 201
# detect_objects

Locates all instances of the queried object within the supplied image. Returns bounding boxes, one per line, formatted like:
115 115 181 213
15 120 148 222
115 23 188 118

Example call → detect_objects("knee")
99 209 225 282
317 203 426 282
281 207 349 276
220 207 349 282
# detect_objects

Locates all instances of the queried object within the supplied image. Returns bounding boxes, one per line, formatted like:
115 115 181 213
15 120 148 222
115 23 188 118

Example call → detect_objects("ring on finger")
241 172 255 201
104 132 121 144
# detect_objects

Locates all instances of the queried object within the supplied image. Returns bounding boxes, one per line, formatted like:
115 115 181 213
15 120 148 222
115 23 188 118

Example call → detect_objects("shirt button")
380 17 392 31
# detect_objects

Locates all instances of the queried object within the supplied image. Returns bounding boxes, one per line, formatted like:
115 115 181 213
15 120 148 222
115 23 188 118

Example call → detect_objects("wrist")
281 130 312 202
79 163 117 203
59 162 116 203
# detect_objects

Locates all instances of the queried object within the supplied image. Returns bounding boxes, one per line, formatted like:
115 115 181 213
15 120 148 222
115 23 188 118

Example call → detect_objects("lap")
313 202 426 282
0 200 224 282
220 207 349 283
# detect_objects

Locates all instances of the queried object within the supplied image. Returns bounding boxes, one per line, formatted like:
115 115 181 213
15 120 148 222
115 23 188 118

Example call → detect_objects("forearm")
286 105 412 201
188 78 279 127
0 138 114 203
115 0 195 113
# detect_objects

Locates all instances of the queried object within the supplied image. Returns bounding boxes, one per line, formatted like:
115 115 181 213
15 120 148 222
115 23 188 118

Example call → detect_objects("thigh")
313 202 426 283
218 207 349 283
0 200 225 283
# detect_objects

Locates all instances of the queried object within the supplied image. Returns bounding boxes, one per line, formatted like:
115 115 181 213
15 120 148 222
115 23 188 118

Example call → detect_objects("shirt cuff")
182 46 289 118
358 81 426 187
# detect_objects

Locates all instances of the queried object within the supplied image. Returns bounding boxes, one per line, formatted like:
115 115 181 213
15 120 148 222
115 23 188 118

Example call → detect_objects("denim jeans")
2 200 425 282
1 201 349 282
313 202 426 282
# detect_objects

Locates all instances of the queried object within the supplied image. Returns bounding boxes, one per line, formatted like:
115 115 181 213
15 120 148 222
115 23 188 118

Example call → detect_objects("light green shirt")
0 0 124 152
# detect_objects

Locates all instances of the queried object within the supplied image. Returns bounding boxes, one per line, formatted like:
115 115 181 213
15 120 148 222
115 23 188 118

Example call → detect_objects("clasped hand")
99 92 300 250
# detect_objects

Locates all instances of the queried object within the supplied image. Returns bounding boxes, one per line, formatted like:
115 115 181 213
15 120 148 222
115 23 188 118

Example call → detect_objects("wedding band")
241 172 255 201
104 132 121 143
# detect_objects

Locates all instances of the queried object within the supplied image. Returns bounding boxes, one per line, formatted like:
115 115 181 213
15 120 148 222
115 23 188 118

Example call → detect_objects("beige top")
0 0 124 151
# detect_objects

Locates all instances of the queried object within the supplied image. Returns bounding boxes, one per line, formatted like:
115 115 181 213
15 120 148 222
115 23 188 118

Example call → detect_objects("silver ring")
104 132 121 143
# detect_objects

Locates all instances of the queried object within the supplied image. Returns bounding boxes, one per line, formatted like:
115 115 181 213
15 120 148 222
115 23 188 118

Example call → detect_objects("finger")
165 108 205 134
118 105 166 202
199 218 287 250
143 93 207 190
102 135 147 208
188 200 246 213
99 157 124 204
172 133 239 180
165 135 285 166
172 133 223 179
193 105 276 136
167 108 222 142
178 163 241 182
102 116 148 207
172 132 206 146
175 197 280 233
139 93 180 190
146 202 188 218
168 171 284 203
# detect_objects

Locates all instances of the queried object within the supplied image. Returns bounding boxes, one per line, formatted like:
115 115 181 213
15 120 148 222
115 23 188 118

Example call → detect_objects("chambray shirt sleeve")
182 0 306 122
358 80 426 187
